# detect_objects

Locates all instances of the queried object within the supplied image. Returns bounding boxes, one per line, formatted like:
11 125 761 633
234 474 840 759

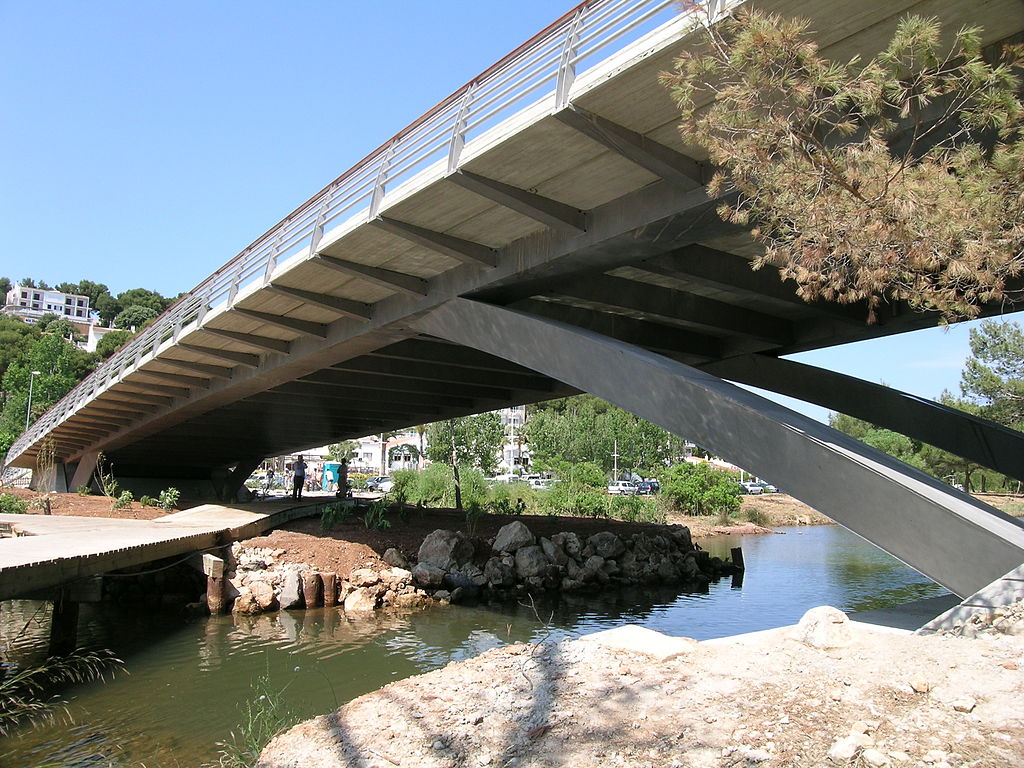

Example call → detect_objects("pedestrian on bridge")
291 456 307 500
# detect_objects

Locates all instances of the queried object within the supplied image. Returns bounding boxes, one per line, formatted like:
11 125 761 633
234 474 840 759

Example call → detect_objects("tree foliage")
661 10 1024 322
526 395 686 474
94 329 133 359
114 305 158 330
960 319 1024 429
659 462 740 516
424 414 504 509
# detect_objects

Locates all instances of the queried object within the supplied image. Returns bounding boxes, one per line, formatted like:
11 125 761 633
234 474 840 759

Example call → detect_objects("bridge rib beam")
133 370 212 389
638 245 871 325
412 298 1024 598
159 357 234 379
448 170 586 234
177 343 260 369
201 327 291 354
554 105 705 189
312 253 429 296
264 284 373 321
702 354 1024 483
232 307 329 338
370 217 498 268
510 299 721 362
551 275 793 346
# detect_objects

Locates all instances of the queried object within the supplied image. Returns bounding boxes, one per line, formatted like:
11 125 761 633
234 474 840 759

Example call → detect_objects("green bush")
659 462 741 516
742 506 769 527
139 495 158 507
610 494 664 524
0 493 28 514
111 490 134 510
320 501 353 530
158 487 180 511
76 484 92 496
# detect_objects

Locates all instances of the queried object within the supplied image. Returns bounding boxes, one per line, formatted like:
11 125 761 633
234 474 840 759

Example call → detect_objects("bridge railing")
7 0 727 464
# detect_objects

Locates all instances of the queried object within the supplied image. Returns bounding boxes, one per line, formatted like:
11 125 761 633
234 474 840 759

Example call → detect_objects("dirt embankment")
258 614 1024 768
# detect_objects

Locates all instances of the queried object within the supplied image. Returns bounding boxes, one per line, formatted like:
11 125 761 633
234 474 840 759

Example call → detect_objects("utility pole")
613 438 620 481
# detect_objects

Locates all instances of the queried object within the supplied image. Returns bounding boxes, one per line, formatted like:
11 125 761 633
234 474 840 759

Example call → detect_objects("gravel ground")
258 612 1024 768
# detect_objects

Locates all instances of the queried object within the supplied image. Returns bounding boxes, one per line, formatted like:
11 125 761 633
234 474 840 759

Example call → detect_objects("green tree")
661 10 1024 322
0 334 96 453
0 277 10 300
659 462 740 516
960 320 1024 429
425 413 504 509
526 394 685 474
114 305 158 330
0 316 38 390
94 329 134 359
326 440 359 461
36 315 85 343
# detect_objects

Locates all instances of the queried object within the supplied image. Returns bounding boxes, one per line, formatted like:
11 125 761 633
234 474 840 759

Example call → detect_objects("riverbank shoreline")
257 608 1024 768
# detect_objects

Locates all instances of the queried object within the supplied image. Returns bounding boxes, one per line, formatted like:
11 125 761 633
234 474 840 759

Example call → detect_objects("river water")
2 524 947 767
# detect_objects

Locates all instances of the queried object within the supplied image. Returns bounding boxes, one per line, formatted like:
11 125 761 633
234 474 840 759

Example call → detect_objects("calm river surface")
2 524 947 767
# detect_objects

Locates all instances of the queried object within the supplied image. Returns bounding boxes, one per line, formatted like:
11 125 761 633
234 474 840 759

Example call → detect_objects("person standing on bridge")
291 456 308 500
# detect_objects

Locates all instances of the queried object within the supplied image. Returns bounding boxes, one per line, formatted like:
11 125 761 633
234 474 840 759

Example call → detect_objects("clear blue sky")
0 1 1016 423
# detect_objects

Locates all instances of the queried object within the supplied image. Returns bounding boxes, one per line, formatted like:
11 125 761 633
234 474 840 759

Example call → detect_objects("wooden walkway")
0 498 327 601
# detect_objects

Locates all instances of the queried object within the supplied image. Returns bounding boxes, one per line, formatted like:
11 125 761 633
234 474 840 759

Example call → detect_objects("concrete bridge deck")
0 500 324 601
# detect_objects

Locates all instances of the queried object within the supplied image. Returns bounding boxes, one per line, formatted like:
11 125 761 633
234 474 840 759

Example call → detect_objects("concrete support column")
70 451 101 492
48 595 80 657
412 298 1024 598
701 354 1024 482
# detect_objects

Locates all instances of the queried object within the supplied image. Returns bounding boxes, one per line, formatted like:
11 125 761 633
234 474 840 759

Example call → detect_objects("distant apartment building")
498 405 530 471
3 284 92 324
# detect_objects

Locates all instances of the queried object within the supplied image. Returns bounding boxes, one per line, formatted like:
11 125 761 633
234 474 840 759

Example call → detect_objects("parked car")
634 480 660 495
364 475 390 491
527 478 553 490
607 480 638 495
377 478 395 493
753 481 777 493
737 481 763 495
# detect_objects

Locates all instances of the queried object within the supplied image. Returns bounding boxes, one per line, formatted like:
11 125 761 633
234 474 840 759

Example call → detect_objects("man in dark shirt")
291 456 307 500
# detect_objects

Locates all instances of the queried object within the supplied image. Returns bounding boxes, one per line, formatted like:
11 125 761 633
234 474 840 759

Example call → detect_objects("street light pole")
25 370 41 431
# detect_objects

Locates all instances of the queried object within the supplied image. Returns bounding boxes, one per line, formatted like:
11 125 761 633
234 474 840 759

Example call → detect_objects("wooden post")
203 554 227 614
301 571 322 608
730 546 745 570
48 596 80 657
322 572 338 606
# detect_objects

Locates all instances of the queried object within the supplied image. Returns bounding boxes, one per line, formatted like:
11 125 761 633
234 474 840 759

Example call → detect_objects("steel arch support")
411 299 1024 598
701 354 1024 483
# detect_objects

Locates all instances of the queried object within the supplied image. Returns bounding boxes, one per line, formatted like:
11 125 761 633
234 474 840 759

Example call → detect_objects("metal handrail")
8 0 718 464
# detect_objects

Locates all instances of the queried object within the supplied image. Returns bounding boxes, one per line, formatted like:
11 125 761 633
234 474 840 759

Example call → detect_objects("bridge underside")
10 0 1024 596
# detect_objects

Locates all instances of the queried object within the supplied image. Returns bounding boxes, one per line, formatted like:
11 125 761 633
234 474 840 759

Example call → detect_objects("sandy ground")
257 616 1024 768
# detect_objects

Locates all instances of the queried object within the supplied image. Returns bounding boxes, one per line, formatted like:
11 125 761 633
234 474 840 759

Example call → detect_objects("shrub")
158 487 180 511
742 507 769 527
610 494 664 524
111 490 134 510
320 501 353 530
659 463 741 516
0 493 28 514
139 495 158 507
362 500 391 530
76 484 92 496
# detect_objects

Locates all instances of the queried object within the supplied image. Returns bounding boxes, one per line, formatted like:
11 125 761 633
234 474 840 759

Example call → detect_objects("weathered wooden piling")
203 554 228 614
322 572 338 606
301 571 322 608
47 596 80 657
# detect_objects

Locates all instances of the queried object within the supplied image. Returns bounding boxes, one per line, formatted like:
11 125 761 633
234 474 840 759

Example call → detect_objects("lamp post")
25 370 41 431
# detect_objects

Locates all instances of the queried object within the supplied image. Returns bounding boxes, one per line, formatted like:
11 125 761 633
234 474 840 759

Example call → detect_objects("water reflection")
2 524 946 767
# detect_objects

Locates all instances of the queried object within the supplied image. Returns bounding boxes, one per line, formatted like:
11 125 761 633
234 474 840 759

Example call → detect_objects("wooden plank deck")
0 498 328 601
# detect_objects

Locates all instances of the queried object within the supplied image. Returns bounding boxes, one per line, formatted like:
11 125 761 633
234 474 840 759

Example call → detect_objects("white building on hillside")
3 284 93 324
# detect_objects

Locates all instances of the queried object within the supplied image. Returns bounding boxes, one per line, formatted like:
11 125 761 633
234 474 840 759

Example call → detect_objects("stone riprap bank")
224 520 741 616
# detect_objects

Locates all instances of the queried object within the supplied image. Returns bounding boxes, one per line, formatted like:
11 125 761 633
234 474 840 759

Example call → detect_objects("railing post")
307 188 336 257
262 230 285 286
227 260 245 307
447 83 479 173
196 288 213 327
555 7 587 109
368 144 397 219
